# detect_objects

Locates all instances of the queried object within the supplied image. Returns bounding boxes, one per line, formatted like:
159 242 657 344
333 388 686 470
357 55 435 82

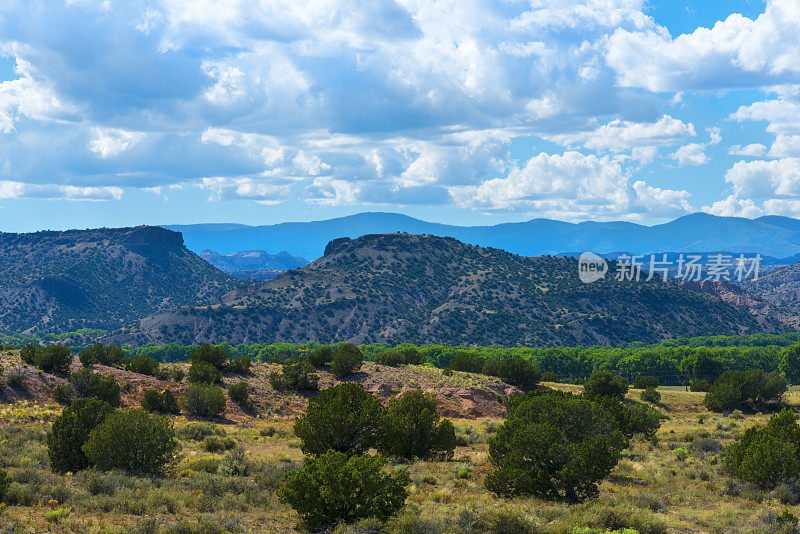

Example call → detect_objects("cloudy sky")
0 0 798 231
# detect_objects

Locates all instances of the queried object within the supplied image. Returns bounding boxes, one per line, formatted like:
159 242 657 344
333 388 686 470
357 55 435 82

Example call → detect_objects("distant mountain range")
165 212 800 261
0 226 236 334
113 233 784 347
199 250 309 281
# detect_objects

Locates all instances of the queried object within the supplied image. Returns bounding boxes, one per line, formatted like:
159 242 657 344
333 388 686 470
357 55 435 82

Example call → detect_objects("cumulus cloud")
729 144 767 157
606 0 800 92
704 195 763 218
547 115 696 152
0 181 122 200
671 143 708 166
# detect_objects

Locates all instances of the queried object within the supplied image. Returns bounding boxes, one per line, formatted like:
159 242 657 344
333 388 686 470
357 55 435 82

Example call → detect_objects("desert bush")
127 355 159 376
22 345 73 375
690 379 710 392
597 398 661 440
269 360 319 392
142 389 181 414
0 469 10 502
457 507 540 534
53 384 75 405
634 376 659 390
278 450 409 531
294 383 385 456
188 361 222 384
79 343 127 367
228 354 251 374
48 397 115 473
379 390 457 461
176 422 226 442
83 408 178 475
486 390 625 501
447 352 486 373
374 348 424 367
722 409 800 489
218 446 250 476
331 343 363 379
640 388 661 404
704 369 786 412
308 345 333 367
228 381 251 406
496 357 541 392
172 367 185 382
6 370 24 390
203 434 236 453
541 371 559 383
70 369 121 407
180 384 227 418
189 343 228 369
583 370 629 401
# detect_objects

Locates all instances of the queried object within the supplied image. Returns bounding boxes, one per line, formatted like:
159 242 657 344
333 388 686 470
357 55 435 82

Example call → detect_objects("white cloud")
724 158 800 198
729 143 767 157
606 0 800 92
546 115 696 151
704 195 763 218
671 143 708 166
731 99 800 135
768 135 800 158
450 151 690 220
0 180 122 200
88 127 145 158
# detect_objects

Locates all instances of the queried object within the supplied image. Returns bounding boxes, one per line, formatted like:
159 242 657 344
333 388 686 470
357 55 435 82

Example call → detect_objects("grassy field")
0 374 798 533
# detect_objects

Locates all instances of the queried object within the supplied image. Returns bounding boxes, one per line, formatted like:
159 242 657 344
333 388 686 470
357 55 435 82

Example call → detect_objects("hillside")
744 262 800 324
166 212 800 260
0 226 237 334
115 233 784 347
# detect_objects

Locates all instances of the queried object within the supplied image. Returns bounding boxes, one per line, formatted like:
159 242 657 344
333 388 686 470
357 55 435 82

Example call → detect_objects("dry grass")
1 359 799 533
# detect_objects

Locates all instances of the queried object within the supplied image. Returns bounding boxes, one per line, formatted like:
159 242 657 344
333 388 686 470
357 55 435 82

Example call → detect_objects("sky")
2 0 800 231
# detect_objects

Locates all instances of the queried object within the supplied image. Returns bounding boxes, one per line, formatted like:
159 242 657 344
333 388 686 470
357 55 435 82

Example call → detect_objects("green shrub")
379 390 457 461
180 384 227 418
485 390 625 501
634 376 659 389
583 370 629 401
189 343 228 369
228 354 251 374
202 434 236 453
7 370 24 390
172 367 186 382
690 379 710 392
82 408 178 476
640 388 661 404
704 369 786 412
596 397 661 440
269 360 319 392
294 383 385 456
188 361 222 384
217 446 250 476
278 450 409 531
496 357 541 392
0 469 10 502
79 343 127 367
447 352 486 373
228 381 251 405
176 422 225 441
70 369 121 407
22 345 73 375
541 371 559 383
127 355 159 376
142 389 181 414
308 346 333 367
48 398 114 473
723 409 800 489
53 384 75 405
331 343 363 379
374 348 424 367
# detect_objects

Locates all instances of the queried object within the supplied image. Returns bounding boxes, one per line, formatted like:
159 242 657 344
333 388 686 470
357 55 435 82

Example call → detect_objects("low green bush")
379 390 456 461
331 343 363 379
278 450 409 531
228 354 251 374
188 361 222 384
307 346 333 367
269 360 319 392
690 379 710 392
22 344 73 375
82 408 178 476
127 355 159 376
704 369 786 412
723 408 800 489
176 422 226 442
583 370 629 401
202 434 236 453
70 369 121 407
180 384 227 418
640 388 661 404
294 383 385 456
52 384 75 405
634 376 659 389
142 389 181 414
228 381 251 406
48 398 115 473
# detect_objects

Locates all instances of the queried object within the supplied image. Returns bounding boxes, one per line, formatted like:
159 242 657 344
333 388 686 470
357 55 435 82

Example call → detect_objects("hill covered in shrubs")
0 226 236 334
120 233 779 346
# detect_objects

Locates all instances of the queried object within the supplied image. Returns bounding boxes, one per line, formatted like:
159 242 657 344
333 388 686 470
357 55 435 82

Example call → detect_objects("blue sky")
1 0 800 231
